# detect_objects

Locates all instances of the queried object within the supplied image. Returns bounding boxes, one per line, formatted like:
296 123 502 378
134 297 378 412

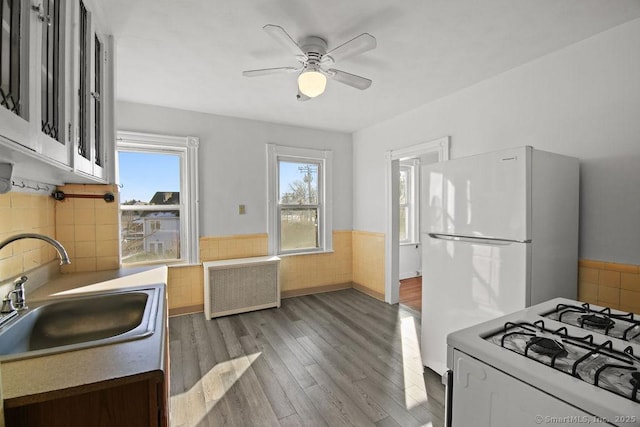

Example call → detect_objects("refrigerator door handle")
427 233 531 245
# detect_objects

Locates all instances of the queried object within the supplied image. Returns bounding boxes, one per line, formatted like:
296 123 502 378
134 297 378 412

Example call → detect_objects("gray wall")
353 18 640 264
116 102 353 237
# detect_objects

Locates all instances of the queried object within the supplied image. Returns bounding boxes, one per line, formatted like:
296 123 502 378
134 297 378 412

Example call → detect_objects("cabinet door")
4 378 161 427
71 0 110 181
0 0 72 165
0 1 34 150
33 0 72 166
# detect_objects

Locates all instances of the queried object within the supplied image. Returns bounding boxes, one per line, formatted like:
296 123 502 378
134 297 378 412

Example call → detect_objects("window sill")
121 259 198 268
277 249 335 257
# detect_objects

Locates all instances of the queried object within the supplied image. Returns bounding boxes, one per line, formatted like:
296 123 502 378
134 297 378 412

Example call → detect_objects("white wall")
116 102 353 237
399 243 421 279
354 18 640 265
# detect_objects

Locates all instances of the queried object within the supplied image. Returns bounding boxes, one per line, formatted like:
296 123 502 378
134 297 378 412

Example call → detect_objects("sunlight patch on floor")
401 315 429 410
170 352 261 426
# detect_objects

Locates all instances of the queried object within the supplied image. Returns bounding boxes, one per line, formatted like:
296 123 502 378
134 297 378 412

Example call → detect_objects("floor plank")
400 276 422 312
169 289 444 427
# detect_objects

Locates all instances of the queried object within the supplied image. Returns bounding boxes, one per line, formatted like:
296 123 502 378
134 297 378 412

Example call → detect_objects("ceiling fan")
242 25 376 101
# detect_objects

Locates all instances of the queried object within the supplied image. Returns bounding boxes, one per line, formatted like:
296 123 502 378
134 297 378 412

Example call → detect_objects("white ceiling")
101 0 640 133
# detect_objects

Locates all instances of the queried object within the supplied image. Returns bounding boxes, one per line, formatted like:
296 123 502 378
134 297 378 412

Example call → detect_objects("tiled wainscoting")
279 230 353 297
169 230 359 315
0 184 119 297
578 259 640 313
352 230 385 299
0 192 57 282
55 184 120 273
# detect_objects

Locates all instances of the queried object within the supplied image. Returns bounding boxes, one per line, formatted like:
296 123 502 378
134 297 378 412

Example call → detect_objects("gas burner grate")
579 314 615 329
488 320 640 403
527 336 568 358
544 303 640 342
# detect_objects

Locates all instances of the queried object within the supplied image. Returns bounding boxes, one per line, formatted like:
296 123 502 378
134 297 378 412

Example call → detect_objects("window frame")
267 144 333 256
116 131 200 265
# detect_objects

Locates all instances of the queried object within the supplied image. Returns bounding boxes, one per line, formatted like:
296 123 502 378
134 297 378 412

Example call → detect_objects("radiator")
203 256 281 318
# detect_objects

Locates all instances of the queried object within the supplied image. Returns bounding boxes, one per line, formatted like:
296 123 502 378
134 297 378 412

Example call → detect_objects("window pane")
118 152 180 204
281 207 318 251
399 169 408 204
118 151 181 264
279 160 319 204
121 209 180 263
0 0 22 116
41 0 61 141
399 206 408 242
77 0 89 158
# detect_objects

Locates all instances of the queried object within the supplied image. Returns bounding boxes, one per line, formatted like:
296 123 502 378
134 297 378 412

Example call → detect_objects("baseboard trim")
169 304 204 317
281 282 352 299
352 283 385 301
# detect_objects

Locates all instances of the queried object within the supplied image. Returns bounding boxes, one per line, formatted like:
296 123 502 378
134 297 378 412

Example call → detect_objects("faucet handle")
1 297 16 314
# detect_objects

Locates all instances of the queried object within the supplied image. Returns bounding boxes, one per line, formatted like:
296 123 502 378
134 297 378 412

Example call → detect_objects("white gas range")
444 298 640 427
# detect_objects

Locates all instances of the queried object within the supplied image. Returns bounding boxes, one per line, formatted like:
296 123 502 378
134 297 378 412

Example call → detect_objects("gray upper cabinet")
0 0 114 184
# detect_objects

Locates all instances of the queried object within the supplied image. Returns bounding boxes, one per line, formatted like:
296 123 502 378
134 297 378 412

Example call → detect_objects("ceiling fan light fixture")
298 70 326 98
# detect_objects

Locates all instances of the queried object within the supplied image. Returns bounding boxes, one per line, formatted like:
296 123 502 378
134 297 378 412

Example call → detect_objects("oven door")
450 350 610 426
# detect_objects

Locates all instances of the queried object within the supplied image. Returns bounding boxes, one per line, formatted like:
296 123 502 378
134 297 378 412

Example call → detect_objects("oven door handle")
442 369 453 427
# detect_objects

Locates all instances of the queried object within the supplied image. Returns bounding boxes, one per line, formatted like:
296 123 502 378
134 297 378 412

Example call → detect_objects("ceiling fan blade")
242 66 300 77
323 33 376 65
326 69 372 90
263 24 306 57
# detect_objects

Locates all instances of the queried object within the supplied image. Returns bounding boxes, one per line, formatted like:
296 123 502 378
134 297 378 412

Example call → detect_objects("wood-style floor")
169 289 444 427
400 276 422 312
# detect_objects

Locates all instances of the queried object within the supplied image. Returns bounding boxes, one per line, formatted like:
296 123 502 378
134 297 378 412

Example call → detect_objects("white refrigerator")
420 146 579 375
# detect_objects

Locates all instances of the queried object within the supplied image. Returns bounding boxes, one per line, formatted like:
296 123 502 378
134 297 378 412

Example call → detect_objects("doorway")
384 137 450 306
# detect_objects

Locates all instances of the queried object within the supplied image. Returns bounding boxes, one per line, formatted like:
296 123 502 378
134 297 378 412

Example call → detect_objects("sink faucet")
0 233 71 265
0 233 71 315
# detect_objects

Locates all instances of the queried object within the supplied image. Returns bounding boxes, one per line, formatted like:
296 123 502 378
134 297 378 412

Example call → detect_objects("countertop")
0 265 168 407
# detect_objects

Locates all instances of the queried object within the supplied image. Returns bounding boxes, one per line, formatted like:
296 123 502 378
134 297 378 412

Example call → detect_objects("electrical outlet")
239 204 246 215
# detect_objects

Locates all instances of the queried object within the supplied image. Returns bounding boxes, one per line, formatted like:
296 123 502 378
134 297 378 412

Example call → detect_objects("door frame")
384 136 450 304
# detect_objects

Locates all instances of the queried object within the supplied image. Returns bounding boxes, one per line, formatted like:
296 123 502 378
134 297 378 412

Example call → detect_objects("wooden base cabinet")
4 373 167 427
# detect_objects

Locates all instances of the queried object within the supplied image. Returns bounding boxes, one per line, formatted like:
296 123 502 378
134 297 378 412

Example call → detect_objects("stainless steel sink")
0 287 161 361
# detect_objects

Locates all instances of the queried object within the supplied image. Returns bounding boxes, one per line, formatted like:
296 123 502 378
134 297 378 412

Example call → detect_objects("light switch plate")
239 204 246 215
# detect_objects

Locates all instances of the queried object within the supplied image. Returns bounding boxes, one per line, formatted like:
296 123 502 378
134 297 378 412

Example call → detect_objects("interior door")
421 146 531 242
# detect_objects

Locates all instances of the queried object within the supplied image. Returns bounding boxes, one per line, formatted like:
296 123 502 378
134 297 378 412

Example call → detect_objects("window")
268 144 332 255
399 160 418 243
0 0 24 116
117 132 199 265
